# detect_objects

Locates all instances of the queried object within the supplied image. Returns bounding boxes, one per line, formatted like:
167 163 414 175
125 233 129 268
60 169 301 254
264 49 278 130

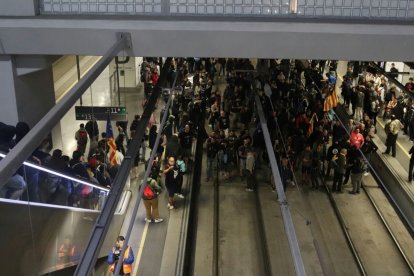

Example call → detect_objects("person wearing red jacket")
151 69 159 85
349 127 364 149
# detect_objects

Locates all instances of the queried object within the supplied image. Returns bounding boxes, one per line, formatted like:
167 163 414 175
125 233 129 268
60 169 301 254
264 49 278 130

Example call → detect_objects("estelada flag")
323 86 338 112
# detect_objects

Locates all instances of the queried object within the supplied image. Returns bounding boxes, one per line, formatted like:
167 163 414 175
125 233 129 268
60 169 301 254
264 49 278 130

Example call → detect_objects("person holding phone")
163 156 180 210
107 236 134 276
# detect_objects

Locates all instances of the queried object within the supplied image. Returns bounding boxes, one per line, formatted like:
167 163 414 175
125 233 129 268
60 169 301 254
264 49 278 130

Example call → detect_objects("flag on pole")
106 115 118 166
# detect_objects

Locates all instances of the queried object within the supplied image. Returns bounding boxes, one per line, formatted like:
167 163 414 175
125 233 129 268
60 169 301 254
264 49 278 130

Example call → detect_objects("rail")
333 106 414 273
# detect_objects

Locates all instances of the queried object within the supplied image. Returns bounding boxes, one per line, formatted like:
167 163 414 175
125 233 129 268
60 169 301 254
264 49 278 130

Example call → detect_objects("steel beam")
0 32 130 185
255 95 307 276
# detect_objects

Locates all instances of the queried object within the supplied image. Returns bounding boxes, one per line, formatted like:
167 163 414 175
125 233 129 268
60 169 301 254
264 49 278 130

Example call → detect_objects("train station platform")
1 57 413 275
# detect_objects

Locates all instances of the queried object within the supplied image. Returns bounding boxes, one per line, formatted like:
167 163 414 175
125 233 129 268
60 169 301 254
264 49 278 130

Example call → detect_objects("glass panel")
0 153 110 210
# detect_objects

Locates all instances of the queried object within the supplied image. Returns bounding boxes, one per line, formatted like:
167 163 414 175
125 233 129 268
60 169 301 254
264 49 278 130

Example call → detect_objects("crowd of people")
2 58 414 213
188 59 387 195
0 119 126 208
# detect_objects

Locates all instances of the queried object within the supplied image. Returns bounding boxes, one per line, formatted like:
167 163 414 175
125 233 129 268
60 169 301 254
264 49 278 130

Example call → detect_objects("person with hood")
0 123 26 200
75 123 88 154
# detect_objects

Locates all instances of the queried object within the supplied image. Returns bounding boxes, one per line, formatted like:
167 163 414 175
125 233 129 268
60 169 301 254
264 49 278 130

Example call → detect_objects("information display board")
75 106 127 121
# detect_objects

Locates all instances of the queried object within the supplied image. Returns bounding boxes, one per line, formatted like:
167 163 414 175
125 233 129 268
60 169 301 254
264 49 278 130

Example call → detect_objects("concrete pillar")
0 0 38 16
0 55 62 149
0 56 19 125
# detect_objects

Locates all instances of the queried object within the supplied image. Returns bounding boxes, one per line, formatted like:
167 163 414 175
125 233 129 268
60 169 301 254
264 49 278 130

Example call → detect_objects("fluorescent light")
0 153 110 192
0 197 101 212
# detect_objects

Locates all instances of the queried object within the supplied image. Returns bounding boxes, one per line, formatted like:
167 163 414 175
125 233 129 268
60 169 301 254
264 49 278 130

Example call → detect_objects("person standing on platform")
75 123 88 154
408 143 414 184
164 156 180 210
383 114 404 157
178 124 193 164
355 87 365 122
142 177 164 223
332 148 347 193
349 127 364 150
107 236 134 276
405 103 414 141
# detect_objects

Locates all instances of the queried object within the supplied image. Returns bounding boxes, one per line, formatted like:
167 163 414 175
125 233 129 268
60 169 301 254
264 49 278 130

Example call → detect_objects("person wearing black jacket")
408 144 414 183
85 119 99 140
343 145 358 185
361 135 378 174
332 148 347 193
325 140 341 177
349 153 365 194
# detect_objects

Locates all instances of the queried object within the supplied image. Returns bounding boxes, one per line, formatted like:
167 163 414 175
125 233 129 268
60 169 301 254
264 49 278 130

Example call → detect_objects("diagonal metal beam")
255 94 307 276
0 33 130 185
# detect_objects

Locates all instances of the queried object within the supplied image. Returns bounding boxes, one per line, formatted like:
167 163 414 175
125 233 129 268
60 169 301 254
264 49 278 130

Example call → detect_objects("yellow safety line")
56 57 101 102
377 120 410 157
132 221 149 276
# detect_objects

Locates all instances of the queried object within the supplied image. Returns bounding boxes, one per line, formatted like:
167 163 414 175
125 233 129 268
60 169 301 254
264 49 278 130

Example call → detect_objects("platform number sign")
75 106 127 121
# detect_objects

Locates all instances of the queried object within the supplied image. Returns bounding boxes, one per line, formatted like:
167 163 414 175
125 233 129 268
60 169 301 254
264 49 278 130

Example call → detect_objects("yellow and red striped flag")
323 86 338 112
106 115 118 166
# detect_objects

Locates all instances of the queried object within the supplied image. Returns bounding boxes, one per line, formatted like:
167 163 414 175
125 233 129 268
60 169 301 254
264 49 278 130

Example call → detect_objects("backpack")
177 160 186 174
78 130 88 143
143 184 154 200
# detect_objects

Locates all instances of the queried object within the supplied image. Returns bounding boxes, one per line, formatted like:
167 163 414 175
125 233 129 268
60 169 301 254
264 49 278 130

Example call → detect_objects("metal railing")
39 0 414 19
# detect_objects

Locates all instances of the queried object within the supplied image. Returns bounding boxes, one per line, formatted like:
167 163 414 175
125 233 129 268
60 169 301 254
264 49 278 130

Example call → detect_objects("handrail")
0 152 109 192
254 93 307 276
112 59 178 276
73 57 173 276
368 62 414 99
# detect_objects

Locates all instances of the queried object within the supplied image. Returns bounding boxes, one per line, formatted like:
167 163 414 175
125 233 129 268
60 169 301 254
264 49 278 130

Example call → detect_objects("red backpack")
143 185 154 200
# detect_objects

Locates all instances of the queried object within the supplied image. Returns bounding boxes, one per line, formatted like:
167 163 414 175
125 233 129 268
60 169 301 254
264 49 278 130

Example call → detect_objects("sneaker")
167 204 174 210
363 172 369 176
144 218 152 223
154 218 164 223
176 193 185 199
245 188 254 192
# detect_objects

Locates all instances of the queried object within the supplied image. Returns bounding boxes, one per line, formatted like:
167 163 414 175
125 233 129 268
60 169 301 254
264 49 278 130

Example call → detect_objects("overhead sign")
75 106 127 121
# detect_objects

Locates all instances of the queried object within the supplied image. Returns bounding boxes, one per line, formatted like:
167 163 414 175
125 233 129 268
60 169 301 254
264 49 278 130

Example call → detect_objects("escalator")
0 156 132 276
